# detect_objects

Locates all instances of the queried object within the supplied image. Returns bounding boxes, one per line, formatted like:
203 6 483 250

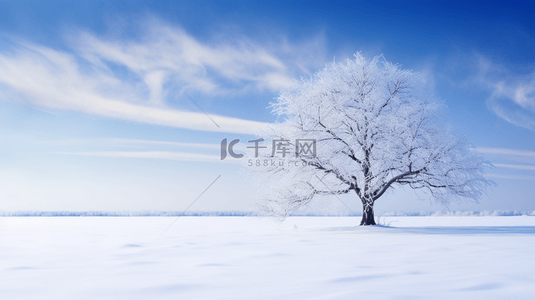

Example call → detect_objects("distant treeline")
380 210 535 217
0 211 258 217
1 210 534 217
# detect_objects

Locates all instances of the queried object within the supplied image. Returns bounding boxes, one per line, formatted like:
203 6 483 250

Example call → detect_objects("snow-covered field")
1 216 534 299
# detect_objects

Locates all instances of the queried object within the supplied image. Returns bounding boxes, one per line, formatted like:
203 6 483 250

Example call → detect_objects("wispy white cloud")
109 138 220 149
73 21 300 95
494 163 535 171
54 151 223 162
0 18 327 134
471 55 535 131
477 147 535 157
40 138 220 149
476 147 535 171
486 173 535 181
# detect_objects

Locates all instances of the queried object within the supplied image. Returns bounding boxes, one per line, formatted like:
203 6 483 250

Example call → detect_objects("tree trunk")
360 202 376 226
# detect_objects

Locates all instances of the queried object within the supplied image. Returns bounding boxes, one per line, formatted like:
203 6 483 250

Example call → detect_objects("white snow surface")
1 216 534 299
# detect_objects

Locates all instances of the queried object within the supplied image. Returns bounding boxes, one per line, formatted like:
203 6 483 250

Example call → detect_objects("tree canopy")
250 53 493 225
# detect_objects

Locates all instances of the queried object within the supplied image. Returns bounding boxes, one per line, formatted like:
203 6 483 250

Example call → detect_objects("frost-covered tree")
251 53 493 225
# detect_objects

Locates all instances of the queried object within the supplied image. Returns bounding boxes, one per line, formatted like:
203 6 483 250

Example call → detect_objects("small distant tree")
251 53 493 225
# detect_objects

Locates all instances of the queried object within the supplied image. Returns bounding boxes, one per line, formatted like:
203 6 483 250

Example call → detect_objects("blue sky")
1 0 535 213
